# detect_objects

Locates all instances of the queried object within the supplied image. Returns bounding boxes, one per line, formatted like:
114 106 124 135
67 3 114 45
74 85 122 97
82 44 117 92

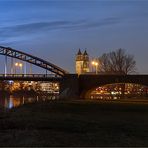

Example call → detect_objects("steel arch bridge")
0 46 68 77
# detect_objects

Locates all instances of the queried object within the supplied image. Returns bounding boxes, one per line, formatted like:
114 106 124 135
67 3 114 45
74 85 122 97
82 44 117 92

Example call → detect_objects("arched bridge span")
0 46 68 77
79 74 148 98
59 74 148 99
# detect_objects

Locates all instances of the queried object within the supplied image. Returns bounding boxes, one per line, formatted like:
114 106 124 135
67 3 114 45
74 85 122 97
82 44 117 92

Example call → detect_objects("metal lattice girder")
0 46 69 77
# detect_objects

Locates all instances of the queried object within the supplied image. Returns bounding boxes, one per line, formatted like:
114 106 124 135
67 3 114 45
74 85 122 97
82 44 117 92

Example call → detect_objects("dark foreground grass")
0 99 148 146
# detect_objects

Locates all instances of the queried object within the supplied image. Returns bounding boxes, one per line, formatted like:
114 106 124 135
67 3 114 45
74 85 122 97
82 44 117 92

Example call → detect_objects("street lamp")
19 63 23 67
92 61 98 74
19 63 23 74
15 62 23 74
15 62 19 66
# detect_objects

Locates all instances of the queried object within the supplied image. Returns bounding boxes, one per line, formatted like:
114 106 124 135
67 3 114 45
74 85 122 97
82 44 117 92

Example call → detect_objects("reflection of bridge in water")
1 46 148 99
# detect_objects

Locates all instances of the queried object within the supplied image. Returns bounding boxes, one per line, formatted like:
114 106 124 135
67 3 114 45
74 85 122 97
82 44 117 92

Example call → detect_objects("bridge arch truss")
0 46 68 77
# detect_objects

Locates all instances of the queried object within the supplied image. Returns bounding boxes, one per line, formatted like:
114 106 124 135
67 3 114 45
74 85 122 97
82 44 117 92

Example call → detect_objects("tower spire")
84 49 88 55
77 48 82 55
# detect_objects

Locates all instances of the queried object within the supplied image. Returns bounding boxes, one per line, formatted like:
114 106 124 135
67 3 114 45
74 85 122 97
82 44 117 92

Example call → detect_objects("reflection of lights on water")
8 80 14 84
37 96 39 101
1 95 59 109
8 96 21 108
8 97 13 109
23 96 25 104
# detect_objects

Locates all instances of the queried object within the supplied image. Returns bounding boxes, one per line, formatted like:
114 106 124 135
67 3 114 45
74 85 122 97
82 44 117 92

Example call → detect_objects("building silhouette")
75 49 90 75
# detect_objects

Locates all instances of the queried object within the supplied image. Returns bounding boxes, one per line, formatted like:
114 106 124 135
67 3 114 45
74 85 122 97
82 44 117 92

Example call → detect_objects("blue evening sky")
0 0 148 73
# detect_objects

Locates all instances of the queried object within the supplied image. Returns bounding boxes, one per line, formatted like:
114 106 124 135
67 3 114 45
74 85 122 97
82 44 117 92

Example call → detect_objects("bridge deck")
0 74 62 81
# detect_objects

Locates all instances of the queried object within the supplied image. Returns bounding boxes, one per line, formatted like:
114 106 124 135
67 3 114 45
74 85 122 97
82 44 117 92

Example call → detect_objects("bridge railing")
0 74 59 78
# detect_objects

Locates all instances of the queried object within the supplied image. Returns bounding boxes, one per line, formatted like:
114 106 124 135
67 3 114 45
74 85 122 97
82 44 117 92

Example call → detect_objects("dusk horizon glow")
0 0 148 74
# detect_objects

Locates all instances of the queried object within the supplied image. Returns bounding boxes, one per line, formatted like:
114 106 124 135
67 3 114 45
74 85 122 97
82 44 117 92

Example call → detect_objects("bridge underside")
79 74 148 98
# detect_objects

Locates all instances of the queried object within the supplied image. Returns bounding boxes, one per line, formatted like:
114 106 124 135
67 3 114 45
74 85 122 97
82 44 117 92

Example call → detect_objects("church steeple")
83 49 89 73
76 48 83 61
83 49 89 61
77 48 82 55
83 49 88 55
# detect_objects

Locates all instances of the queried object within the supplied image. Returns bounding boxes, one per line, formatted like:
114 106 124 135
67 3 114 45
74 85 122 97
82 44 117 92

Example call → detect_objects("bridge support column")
4 55 7 76
30 63 32 74
59 74 79 99
24 61 27 76
11 57 14 74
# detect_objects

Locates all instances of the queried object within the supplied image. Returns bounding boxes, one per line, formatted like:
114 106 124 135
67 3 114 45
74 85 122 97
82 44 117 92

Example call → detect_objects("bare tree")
98 49 136 98
99 48 136 74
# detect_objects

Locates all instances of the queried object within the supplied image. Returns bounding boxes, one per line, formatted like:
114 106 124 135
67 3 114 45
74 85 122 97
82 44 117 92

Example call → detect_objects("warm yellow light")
92 61 95 65
95 62 98 66
15 62 19 66
19 63 23 67
92 61 98 66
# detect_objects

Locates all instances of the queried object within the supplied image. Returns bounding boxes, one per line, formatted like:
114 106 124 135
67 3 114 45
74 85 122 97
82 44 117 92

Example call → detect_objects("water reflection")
0 95 58 109
90 94 121 100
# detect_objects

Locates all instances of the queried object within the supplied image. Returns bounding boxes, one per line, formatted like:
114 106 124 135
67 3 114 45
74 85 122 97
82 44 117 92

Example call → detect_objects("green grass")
0 99 148 146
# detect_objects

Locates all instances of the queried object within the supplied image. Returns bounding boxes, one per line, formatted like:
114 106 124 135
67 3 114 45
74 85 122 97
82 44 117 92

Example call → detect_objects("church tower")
75 49 90 75
75 49 83 75
83 50 90 73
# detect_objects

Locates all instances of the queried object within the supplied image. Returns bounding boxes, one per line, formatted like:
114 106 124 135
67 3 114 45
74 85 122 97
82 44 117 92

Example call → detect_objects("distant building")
40 82 59 93
75 49 90 75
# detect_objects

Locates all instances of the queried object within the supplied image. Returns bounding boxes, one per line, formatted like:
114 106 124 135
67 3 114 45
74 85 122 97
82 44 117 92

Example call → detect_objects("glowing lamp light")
15 62 23 67
95 62 98 66
92 61 98 66
92 61 95 65
91 60 99 74
15 62 19 66
19 63 23 67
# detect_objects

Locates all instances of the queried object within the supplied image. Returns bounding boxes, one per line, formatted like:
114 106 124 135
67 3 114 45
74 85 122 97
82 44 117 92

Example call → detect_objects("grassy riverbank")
0 99 148 146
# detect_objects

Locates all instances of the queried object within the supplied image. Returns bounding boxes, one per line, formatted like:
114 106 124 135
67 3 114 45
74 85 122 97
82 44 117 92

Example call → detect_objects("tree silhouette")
99 48 136 74
98 49 137 98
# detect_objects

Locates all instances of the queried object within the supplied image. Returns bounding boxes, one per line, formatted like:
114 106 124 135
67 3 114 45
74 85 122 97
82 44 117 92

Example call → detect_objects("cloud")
65 17 120 31
0 17 120 43
0 21 69 36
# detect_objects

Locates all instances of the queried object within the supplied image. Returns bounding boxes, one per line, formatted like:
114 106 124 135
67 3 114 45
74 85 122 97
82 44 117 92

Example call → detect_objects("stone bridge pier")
59 74 79 99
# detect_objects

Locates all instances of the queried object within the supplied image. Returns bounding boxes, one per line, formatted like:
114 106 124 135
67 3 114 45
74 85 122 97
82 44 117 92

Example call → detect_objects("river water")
0 95 58 109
